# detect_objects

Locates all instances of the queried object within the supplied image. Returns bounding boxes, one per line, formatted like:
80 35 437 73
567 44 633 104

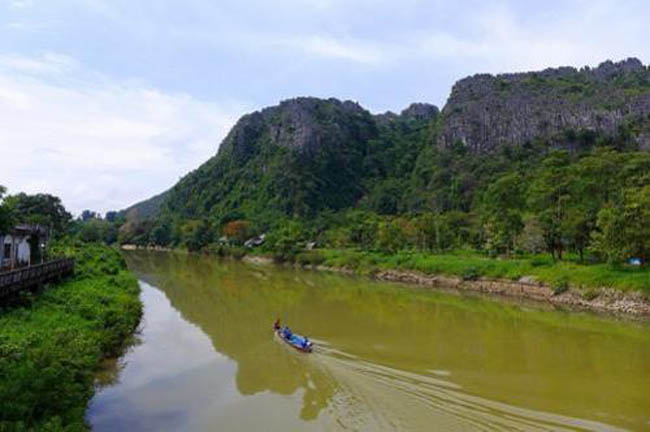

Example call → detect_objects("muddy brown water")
87 251 650 431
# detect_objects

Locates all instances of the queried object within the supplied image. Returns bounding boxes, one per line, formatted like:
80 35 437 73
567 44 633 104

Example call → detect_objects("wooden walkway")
0 258 75 298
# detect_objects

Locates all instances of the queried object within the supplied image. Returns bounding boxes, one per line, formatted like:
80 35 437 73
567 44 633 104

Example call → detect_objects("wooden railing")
0 258 75 298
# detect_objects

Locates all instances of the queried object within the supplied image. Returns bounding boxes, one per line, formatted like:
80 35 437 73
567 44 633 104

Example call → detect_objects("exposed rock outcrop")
374 102 439 126
220 97 376 159
439 58 650 152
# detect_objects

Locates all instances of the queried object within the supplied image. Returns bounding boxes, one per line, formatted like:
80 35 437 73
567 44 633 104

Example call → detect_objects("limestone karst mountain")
120 58 650 237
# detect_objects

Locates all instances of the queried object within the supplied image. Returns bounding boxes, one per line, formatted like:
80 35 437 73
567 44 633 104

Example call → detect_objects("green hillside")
118 59 650 269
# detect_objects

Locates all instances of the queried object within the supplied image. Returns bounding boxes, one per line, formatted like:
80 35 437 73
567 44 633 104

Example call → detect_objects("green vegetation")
521 62 650 108
0 240 142 431
2 193 72 237
110 72 650 294
0 186 13 233
313 250 650 293
0 187 124 249
115 141 650 292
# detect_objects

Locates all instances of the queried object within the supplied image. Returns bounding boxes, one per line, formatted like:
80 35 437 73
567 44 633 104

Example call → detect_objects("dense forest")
115 59 650 268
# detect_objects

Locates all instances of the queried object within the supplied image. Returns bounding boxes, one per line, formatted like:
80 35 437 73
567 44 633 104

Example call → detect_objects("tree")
413 213 438 251
105 211 118 223
528 151 572 260
4 193 72 236
621 186 650 263
439 211 475 250
0 185 13 233
562 205 591 261
480 172 525 255
150 222 172 246
377 217 416 253
590 205 627 265
222 220 250 244
516 217 546 254
79 219 110 243
365 179 404 215
264 220 305 258
343 211 378 248
564 148 623 260
185 219 214 252
80 209 100 221
591 186 650 265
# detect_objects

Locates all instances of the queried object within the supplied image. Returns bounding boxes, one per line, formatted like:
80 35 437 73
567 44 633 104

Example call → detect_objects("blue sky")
1 0 649 214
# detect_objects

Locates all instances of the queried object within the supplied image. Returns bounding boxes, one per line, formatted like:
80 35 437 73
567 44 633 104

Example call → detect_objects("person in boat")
302 337 310 349
282 326 292 339
273 318 281 330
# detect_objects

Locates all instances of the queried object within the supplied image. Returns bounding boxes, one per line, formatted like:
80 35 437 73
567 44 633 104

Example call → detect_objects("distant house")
0 224 49 270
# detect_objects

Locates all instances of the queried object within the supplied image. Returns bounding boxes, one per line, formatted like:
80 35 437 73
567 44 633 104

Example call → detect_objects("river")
87 251 650 431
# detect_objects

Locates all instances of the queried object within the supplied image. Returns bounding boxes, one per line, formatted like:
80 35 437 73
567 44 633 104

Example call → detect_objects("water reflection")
88 251 650 431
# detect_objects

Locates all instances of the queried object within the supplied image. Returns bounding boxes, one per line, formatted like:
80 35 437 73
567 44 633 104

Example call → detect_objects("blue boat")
273 321 313 353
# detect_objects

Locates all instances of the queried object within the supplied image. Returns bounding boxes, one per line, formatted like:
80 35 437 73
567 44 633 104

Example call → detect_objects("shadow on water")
89 251 650 431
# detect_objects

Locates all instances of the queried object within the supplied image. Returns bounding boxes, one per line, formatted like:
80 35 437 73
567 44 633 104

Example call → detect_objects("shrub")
462 267 480 281
272 251 296 263
222 220 250 245
0 240 142 430
296 251 325 266
530 256 550 267
552 276 569 295
229 247 247 259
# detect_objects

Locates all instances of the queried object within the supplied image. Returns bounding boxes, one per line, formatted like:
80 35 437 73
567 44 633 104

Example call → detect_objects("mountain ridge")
120 57 650 233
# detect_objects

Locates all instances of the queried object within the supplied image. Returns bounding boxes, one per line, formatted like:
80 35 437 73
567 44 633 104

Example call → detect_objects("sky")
1 0 649 215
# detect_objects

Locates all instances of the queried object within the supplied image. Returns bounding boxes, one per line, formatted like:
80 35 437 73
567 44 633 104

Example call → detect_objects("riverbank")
243 250 650 317
121 244 650 317
0 241 142 430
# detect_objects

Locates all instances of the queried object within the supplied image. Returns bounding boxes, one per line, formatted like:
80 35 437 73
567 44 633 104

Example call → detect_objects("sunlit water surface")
87 251 650 431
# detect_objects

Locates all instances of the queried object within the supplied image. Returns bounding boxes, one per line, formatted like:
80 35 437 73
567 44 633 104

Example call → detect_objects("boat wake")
307 342 623 432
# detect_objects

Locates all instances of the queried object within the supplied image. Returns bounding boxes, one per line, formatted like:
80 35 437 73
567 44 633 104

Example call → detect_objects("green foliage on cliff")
121 104 650 268
0 241 142 430
117 65 650 272
163 98 379 222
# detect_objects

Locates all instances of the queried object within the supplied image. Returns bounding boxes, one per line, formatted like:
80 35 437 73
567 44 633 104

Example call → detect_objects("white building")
0 225 48 270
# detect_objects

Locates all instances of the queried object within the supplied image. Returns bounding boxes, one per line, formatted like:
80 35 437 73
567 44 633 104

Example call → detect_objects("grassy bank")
207 244 650 294
0 241 142 431
314 249 650 294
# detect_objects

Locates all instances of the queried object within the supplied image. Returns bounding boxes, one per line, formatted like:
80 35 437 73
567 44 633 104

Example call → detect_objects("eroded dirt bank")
238 256 650 317
367 268 650 317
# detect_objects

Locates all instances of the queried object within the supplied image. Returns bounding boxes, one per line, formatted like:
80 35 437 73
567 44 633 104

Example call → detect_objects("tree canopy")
3 193 72 236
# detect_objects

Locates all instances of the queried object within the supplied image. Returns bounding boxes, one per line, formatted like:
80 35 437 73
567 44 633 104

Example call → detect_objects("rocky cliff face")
440 58 650 152
120 58 650 225
121 97 438 222
161 97 382 219
219 97 375 161
374 102 439 126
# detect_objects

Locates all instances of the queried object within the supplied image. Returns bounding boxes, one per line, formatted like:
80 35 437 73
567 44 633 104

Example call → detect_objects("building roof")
8 224 49 236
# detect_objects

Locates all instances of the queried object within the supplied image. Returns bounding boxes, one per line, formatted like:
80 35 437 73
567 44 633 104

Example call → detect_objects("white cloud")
195 1 648 74
406 3 650 74
0 52 78 75
7 0 35 9
279 35 388 64
0 54 249 215
5 21 51 32
1 1 648 215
